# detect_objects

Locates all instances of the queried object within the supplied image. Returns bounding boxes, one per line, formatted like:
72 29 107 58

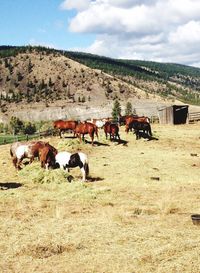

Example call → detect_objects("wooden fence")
189 112 200 123
0 129 55 146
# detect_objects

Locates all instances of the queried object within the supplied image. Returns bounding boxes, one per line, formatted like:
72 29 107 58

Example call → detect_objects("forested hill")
1 45 200 105
64 51 200 105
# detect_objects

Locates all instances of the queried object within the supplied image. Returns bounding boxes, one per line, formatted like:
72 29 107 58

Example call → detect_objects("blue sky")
1 0 200 67
0 0 94 49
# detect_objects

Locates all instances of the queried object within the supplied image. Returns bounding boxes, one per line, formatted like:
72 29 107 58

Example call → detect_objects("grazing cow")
53 120 78 138
128 121 152 140
10 141 57 170
55 151 89 181
74 121 98 145
104 121 120 141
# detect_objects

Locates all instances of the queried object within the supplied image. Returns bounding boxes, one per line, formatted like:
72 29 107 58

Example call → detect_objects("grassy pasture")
0 124 200 273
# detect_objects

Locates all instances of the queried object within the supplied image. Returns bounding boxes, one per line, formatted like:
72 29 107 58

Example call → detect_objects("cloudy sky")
1 0 200 67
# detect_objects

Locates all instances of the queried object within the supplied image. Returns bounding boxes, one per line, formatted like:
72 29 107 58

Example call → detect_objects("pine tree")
125 102 133 115
112 99 121 121
10 116 24 135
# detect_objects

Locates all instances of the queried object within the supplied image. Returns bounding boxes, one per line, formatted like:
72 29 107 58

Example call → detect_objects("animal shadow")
0 182 22 190
85 140 110 146
112 138 128 146
137 132 159 141
87 176 104 182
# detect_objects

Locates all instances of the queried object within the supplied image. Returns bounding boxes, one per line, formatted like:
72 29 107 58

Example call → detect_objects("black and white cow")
55 151 89 181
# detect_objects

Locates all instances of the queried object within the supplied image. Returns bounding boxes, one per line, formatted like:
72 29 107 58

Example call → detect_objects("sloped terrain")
0 46 200 122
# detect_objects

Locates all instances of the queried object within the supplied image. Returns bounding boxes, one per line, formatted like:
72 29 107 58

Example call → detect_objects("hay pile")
19 163 72 184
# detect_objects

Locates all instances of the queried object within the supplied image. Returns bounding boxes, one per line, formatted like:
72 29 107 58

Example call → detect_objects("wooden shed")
158 105 189 124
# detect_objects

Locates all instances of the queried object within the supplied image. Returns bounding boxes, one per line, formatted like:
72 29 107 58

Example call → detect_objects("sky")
1 0 200 67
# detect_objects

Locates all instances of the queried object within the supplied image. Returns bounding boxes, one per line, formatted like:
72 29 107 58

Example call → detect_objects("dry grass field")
0 123 200 273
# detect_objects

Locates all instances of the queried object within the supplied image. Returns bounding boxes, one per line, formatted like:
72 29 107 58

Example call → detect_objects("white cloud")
169 20 200 44
61 0 200 66
60 0 91 11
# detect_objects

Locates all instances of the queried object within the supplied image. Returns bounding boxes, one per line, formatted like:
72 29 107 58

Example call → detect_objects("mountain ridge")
0 45 199 122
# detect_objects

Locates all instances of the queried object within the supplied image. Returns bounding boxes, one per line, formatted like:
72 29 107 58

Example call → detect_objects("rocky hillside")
0 46 199 122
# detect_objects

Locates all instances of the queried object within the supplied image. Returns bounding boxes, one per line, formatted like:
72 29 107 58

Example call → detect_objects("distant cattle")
74 121 98 145
55 151 89 181
104 121 120 141
53 120 78 138
128 121 152 140
10 141 57 170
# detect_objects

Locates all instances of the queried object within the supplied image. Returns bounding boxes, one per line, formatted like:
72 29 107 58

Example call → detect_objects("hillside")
64 51 200 105
0 46 200 122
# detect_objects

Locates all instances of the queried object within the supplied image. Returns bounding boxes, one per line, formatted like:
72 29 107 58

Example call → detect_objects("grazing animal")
74 121 98 145
39 144 57 169
128 121 152 140
10 141 57 170
55 151 89 181
53 120 78 138
125 115 150 133
104 121 120 140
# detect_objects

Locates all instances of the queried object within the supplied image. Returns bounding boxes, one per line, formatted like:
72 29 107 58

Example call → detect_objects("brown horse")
125 115 150 133
10 141 57 170
104 121 120 141
53 120 78 138
39 144 57 169
74 122 98 145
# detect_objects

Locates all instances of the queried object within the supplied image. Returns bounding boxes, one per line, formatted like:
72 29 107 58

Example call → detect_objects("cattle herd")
10 115 152 182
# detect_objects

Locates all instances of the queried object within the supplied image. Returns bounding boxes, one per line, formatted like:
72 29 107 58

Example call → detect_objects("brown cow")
53 120 78 138
74 121 98 145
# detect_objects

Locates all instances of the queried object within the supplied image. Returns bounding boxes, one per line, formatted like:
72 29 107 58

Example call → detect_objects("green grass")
0 133 39 145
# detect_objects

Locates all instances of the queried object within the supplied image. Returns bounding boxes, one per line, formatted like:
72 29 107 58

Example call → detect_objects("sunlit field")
0 123 200 273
